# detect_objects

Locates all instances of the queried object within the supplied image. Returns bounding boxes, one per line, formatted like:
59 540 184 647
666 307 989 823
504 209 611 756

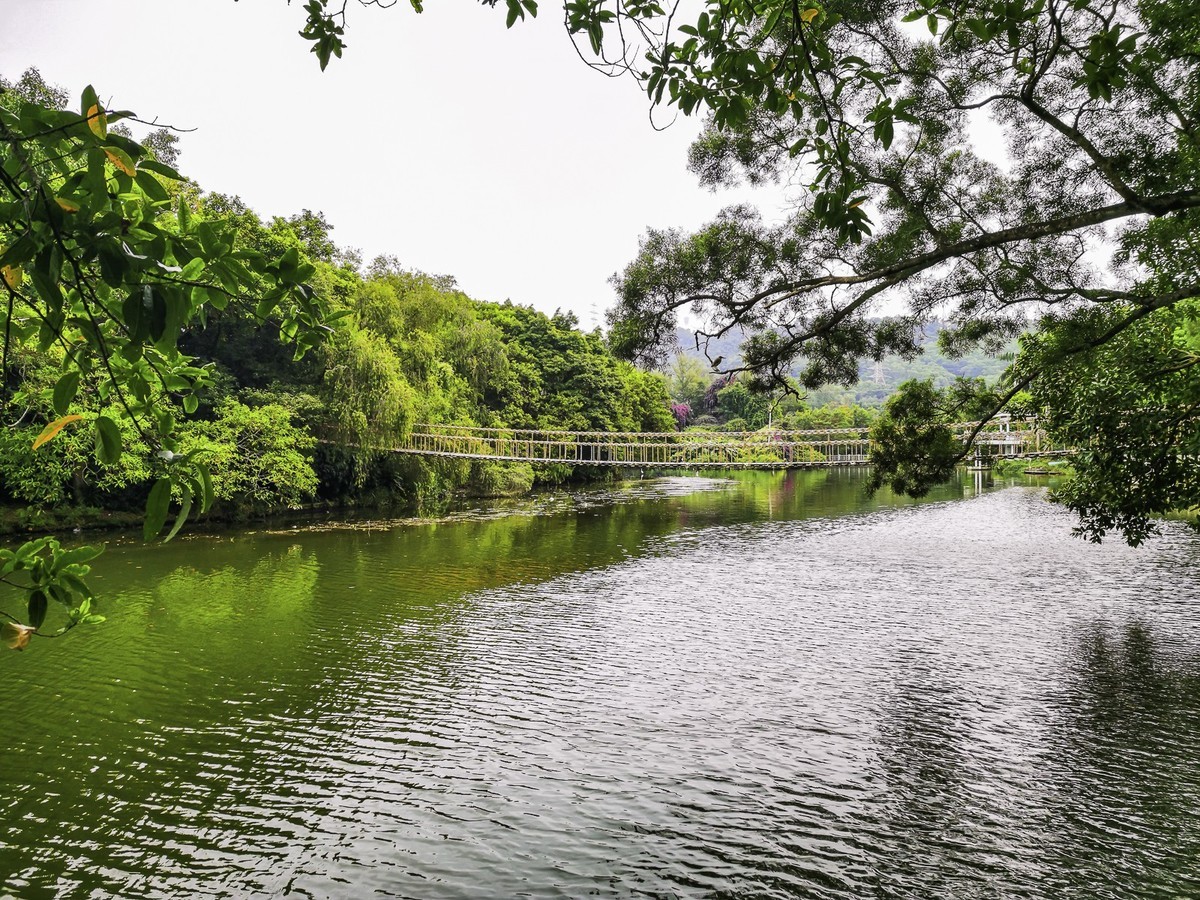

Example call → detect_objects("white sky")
4 0 787 328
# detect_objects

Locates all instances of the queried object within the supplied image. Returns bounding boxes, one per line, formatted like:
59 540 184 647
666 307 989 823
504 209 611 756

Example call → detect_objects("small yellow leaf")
849 200 865 209
800 7 820 23
2 622 35 651
1 265 22 290
86 103 107 139
104 147 136 177
55 197 81 213
32 414 84 451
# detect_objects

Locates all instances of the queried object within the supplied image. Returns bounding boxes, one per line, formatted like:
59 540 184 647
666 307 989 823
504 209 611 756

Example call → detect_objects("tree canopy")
0 69 334 642
602 0 1200 542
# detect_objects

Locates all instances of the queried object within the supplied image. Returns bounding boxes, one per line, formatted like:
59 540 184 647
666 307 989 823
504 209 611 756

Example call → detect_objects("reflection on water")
2 470 1199 899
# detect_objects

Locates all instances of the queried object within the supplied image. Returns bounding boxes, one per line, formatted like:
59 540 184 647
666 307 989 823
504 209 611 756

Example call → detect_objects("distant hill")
672 323 1013 408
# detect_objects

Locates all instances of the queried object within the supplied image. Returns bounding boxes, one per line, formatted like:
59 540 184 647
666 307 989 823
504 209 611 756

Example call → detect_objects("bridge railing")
405 424 874 467
400 417 1052 468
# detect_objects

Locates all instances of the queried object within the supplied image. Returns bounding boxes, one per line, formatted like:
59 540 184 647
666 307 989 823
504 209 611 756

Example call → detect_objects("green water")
3 469 1199 898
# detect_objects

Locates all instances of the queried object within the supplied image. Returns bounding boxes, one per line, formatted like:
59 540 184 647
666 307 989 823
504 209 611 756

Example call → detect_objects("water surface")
3 470 1199 898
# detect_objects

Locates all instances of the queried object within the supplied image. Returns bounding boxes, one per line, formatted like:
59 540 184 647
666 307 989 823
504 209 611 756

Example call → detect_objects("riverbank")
0 467 639 538
993 456 1076 477
0 460 1077 539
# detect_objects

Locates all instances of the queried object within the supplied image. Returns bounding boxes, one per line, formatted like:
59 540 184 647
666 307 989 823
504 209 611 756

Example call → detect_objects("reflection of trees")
864 661 989 897
1026 622 1200 896
673 467 974 526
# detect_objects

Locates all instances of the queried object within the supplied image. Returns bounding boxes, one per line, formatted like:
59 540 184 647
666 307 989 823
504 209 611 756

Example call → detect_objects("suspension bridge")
393 417 1053 470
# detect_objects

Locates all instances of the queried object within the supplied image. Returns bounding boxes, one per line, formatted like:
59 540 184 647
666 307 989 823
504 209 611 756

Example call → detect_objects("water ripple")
3 477 1200 898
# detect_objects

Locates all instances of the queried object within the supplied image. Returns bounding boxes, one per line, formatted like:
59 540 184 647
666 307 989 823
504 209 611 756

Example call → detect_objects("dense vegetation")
0 74 675 529
0 69 675 642
663 350 876 432
671 323 1011 409
598 0 1200 544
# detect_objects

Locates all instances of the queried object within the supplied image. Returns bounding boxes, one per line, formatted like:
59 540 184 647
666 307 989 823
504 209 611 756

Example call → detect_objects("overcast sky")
4 0 787 327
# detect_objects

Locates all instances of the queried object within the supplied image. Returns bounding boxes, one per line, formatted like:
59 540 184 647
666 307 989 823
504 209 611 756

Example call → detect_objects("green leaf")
966 18 990 40
52 370 81 416
196 463 215 513
154 289 190 351
27 590 48 630
135 169 170 203
46 583 70 611
278 246 301 276
80 85 99 118
138 159 183 181
180 257 206 280
163 490 193 544
148 289 167 341
95 415 122 464
57 545 103 568
58 572 93 601
122 288 150 342
144 477 172 541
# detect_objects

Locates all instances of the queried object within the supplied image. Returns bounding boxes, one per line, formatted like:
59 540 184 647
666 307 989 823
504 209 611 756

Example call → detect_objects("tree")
667 351 711 410
603 0 1199 541
1024 300 1200 545
0 71 331 642
601 0 1198 367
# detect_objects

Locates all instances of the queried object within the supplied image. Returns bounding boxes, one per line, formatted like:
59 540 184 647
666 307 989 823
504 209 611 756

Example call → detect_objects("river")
2 469 1199 898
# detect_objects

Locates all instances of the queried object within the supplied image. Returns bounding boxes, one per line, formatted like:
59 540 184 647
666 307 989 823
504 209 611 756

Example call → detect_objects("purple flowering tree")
670 403 691 430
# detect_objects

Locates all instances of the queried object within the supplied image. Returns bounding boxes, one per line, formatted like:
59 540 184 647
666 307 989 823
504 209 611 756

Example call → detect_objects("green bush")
468 461 536 497
177 402 318 509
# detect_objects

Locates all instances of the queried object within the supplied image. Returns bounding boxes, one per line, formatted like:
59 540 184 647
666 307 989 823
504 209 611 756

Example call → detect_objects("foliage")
1025 301 1200 544
603 0 1199 371
0 69 332 639
476 303 672 434
867 380 965 498
468 460 536 497
176 401 319 509
992 457 1074 477
290 0 1197 541
714 379 771 428
0 538 103 649
782 404 875 431
667 352 711 411
580 0 1193 539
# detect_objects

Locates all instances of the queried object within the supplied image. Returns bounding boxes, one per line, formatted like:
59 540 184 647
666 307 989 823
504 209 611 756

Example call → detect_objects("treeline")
1 194 673 527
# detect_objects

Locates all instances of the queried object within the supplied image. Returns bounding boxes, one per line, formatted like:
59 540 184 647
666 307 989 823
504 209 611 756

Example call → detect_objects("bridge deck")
390 421 1051 469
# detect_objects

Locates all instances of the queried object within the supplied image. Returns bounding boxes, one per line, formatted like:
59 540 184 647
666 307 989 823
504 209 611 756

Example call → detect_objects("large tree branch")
665 189 1200 315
